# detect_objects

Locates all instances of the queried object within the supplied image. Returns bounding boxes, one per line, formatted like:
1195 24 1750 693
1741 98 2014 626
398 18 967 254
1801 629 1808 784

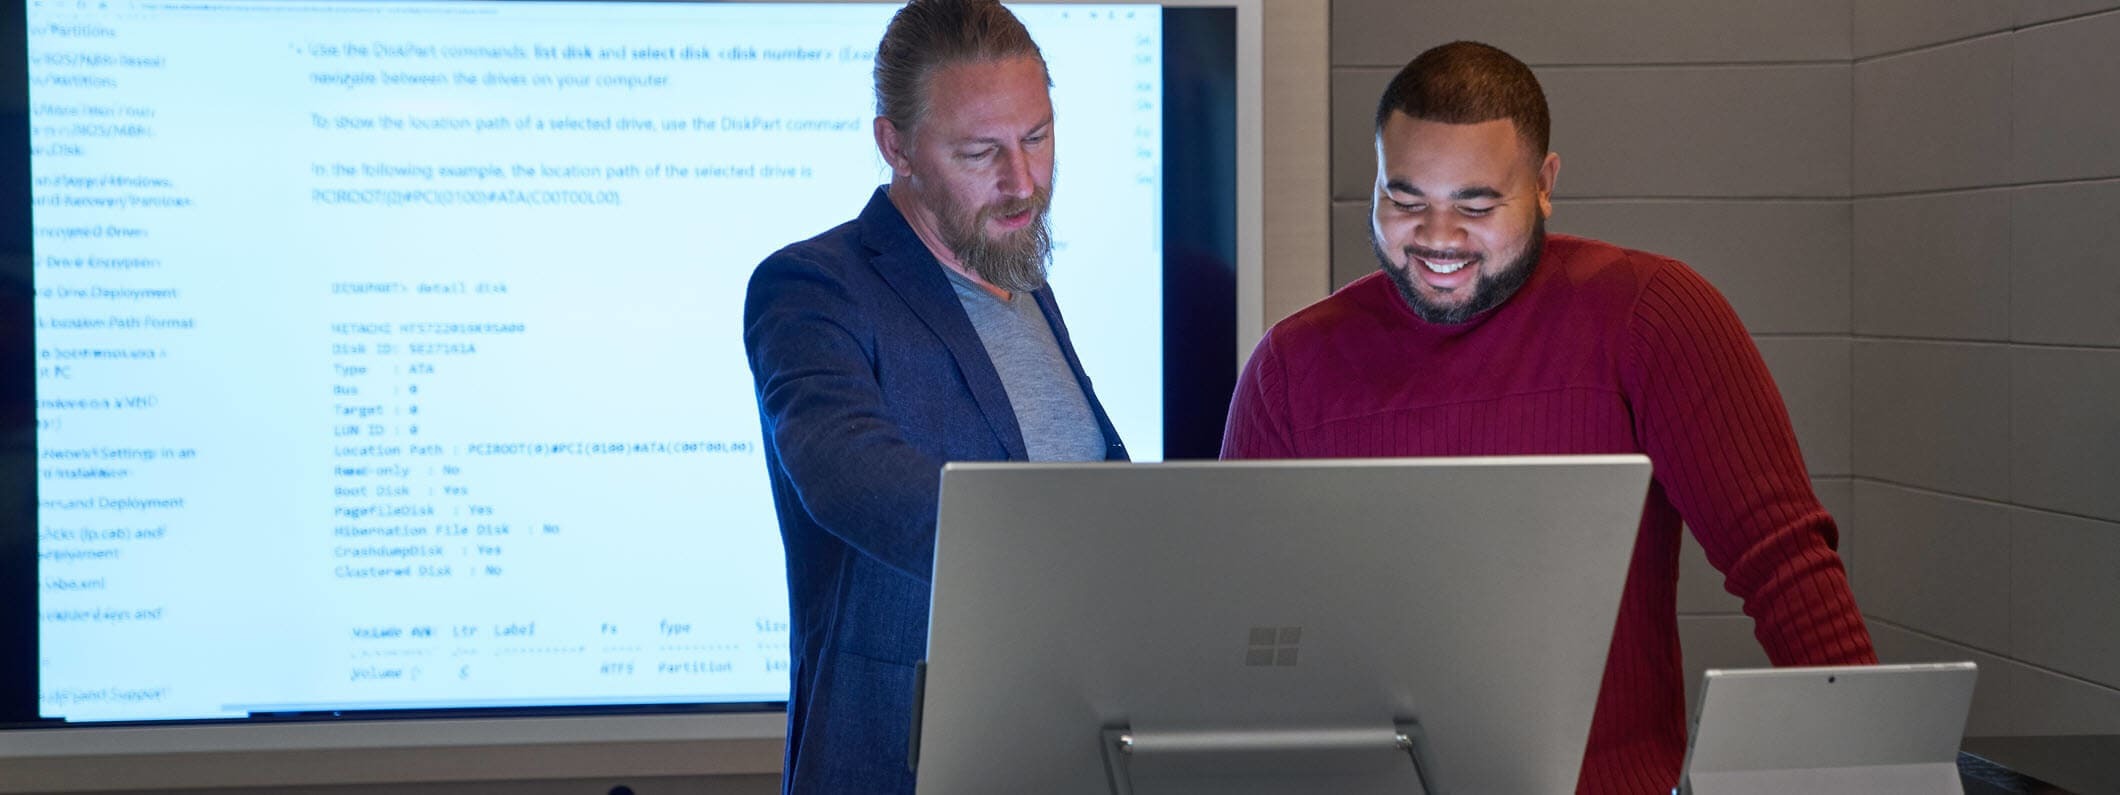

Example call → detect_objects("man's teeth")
1421 257 1469 274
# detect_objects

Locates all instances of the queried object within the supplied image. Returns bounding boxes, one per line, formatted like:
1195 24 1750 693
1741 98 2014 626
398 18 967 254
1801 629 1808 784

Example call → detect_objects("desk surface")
1960 736 2120 795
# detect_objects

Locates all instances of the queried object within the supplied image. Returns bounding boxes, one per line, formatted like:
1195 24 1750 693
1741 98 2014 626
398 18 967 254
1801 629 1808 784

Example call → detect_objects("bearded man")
742 2 1126 792
1221 41 1875 794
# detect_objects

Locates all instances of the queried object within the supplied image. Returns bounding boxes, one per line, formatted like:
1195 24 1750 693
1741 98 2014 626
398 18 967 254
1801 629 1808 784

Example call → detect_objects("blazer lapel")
857 189 1028 461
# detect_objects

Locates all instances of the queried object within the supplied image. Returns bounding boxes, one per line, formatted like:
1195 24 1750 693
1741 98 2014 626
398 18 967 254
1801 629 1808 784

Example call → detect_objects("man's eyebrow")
1383 181 1504 201
954 116 1055 147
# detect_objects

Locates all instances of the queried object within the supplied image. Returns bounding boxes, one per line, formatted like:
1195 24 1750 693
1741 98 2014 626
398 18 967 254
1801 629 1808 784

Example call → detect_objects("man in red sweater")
1220 41 1877 794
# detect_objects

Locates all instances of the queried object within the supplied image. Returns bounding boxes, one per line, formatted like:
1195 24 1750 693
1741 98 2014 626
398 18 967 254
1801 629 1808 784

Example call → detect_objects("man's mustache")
979 193 1049 224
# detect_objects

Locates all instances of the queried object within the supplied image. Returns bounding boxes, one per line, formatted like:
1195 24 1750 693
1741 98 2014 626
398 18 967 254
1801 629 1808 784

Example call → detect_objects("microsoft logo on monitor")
1246 626 1302 667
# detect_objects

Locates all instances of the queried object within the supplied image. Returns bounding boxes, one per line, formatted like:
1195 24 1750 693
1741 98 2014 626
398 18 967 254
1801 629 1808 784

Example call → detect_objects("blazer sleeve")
744 249 946 583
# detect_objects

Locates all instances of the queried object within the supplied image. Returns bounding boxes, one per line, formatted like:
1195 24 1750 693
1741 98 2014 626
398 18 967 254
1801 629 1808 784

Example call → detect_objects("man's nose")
1413 215 1468 253
996 147 1035 200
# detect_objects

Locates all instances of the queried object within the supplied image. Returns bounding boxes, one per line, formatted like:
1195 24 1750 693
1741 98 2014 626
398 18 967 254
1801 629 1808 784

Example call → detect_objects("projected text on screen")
29 0 1164 722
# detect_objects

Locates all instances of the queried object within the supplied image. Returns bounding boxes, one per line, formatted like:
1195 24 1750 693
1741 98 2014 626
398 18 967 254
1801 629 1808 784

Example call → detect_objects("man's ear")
875 117 914 178
1536 151 1561 219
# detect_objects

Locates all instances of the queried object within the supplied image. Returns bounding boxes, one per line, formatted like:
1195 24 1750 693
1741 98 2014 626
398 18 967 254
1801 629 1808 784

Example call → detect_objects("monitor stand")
1099 720 1436 795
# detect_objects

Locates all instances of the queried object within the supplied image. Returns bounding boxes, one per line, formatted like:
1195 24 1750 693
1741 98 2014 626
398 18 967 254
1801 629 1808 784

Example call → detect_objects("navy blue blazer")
742 187 1127 794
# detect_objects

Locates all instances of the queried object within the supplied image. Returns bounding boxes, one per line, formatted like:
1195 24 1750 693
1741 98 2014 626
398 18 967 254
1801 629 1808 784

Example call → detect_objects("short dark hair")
1373 41 1549 158
874 0 1050 139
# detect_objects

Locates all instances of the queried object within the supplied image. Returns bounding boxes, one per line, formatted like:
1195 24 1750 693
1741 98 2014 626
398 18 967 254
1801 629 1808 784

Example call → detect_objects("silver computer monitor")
1679 662 1979 795
913 455 1654 794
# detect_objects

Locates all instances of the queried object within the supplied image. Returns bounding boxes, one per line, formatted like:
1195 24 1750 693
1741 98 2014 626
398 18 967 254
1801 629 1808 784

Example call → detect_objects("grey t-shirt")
944 269 1108 462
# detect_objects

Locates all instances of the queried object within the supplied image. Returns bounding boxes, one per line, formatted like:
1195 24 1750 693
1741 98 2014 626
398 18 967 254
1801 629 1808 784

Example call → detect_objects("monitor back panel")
1681 663 1978 795
918 456 1652 794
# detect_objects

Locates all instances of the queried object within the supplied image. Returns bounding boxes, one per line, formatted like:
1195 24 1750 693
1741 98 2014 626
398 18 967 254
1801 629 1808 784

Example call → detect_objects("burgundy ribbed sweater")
1221 234 1876 794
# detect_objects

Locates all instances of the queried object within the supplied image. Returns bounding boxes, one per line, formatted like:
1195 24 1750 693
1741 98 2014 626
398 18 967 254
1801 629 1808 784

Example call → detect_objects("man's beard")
1373 218 1545 325
933 183 1054 294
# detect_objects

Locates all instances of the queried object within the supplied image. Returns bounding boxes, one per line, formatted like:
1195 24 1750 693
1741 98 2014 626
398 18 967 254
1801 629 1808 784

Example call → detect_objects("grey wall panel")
1336 66 1853 201
1851 190 2013 341
2011 347 2120 522
2014 13 2120 183
1853 0 2015 58
1847 482 2012 653
1852 341 2012 501
1331 0 1852 67
1757 337 1853 478
1331 68 1394 202
2011 508 2120 690
1853 37 2013 195
2020 1 2120 28
1678 532 1745 615
1260 0 1336 326
1330 200 1375 291
1843 0 2120 747
2011 181 2120 346
1866 620 2017 737
2012 662 2120 735
1554 200 1850 335
1542 66 1851 198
